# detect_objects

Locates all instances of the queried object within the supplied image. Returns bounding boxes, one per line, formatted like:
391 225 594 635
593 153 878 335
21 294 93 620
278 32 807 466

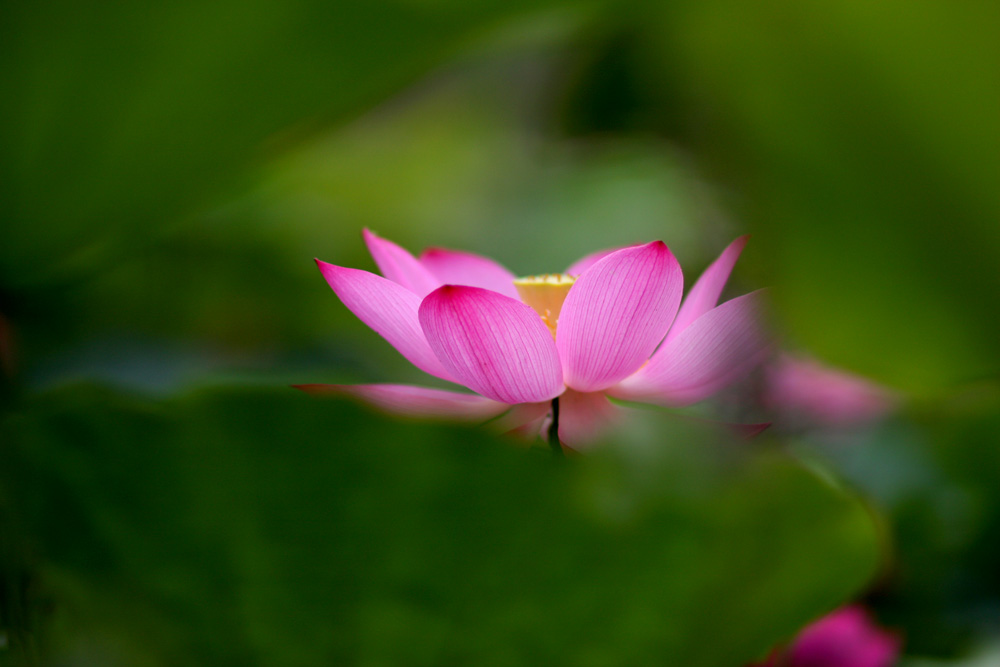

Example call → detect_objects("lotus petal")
316 260 454 382
293 383 507 420
419 285 564 404
665 235 748 345
419 247 519 299
363 228 440 297
557 390 619 450
613 290 769 405
557 242 683 392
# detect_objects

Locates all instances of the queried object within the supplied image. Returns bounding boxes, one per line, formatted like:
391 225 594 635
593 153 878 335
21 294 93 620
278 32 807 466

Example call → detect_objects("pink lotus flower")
298 230 768 451
753 606 901 667
764 354 898 429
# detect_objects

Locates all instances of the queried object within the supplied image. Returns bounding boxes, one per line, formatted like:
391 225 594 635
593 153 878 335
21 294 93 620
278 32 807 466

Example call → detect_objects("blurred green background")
1 0 998 664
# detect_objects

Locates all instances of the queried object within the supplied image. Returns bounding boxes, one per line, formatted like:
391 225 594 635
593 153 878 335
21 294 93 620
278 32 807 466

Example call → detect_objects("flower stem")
548 397 563 457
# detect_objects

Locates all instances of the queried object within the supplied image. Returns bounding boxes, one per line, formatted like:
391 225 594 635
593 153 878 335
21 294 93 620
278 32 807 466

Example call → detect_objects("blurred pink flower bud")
753 606 901 667
765 354 898 429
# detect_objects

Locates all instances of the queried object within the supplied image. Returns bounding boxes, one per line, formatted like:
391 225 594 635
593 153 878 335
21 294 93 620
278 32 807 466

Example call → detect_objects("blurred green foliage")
0 0 580 287
812 388 1000 657
0 387 878 665
1 0 999 663
560 0 1000 393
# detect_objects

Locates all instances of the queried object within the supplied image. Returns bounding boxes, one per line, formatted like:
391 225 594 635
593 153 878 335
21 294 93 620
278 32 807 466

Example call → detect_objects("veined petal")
565 246 627 277
419 285 564 404
419 247 519 299
293 384 507 420
557 390 619 451
316 260 454 382
613 290 769 405
557 241 683 392
363 228 441 297
564 243 654 278
665 235 748 345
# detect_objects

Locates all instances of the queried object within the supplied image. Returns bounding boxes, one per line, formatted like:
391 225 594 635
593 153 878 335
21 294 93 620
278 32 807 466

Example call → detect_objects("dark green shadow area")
810 388 1000 656
0 0 579 289
1 385 879 666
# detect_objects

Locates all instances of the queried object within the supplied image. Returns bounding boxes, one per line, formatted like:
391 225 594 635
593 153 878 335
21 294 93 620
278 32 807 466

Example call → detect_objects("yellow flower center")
513 273 576 337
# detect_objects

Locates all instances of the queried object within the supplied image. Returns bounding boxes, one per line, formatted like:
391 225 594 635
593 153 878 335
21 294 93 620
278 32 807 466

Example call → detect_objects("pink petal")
419 247 520 300
557 241 683 392
789 607 901 667
613 290 770 405
363 228 441 297
764 354 898 428
293 384 508 421
564 243 645 277
419 285 564 404
491 402 551 440
316 260 454 382
665 235 748 345
564 245 629 277
557 390 620 451
856 633 903 667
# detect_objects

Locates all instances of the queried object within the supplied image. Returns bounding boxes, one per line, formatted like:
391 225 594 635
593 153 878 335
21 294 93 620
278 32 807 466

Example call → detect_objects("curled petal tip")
663 235 753 345
314 264 455 381
640 239 672 257
557 241 683 392
314 258 336 278
314 258 339 276
362 228 441 296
